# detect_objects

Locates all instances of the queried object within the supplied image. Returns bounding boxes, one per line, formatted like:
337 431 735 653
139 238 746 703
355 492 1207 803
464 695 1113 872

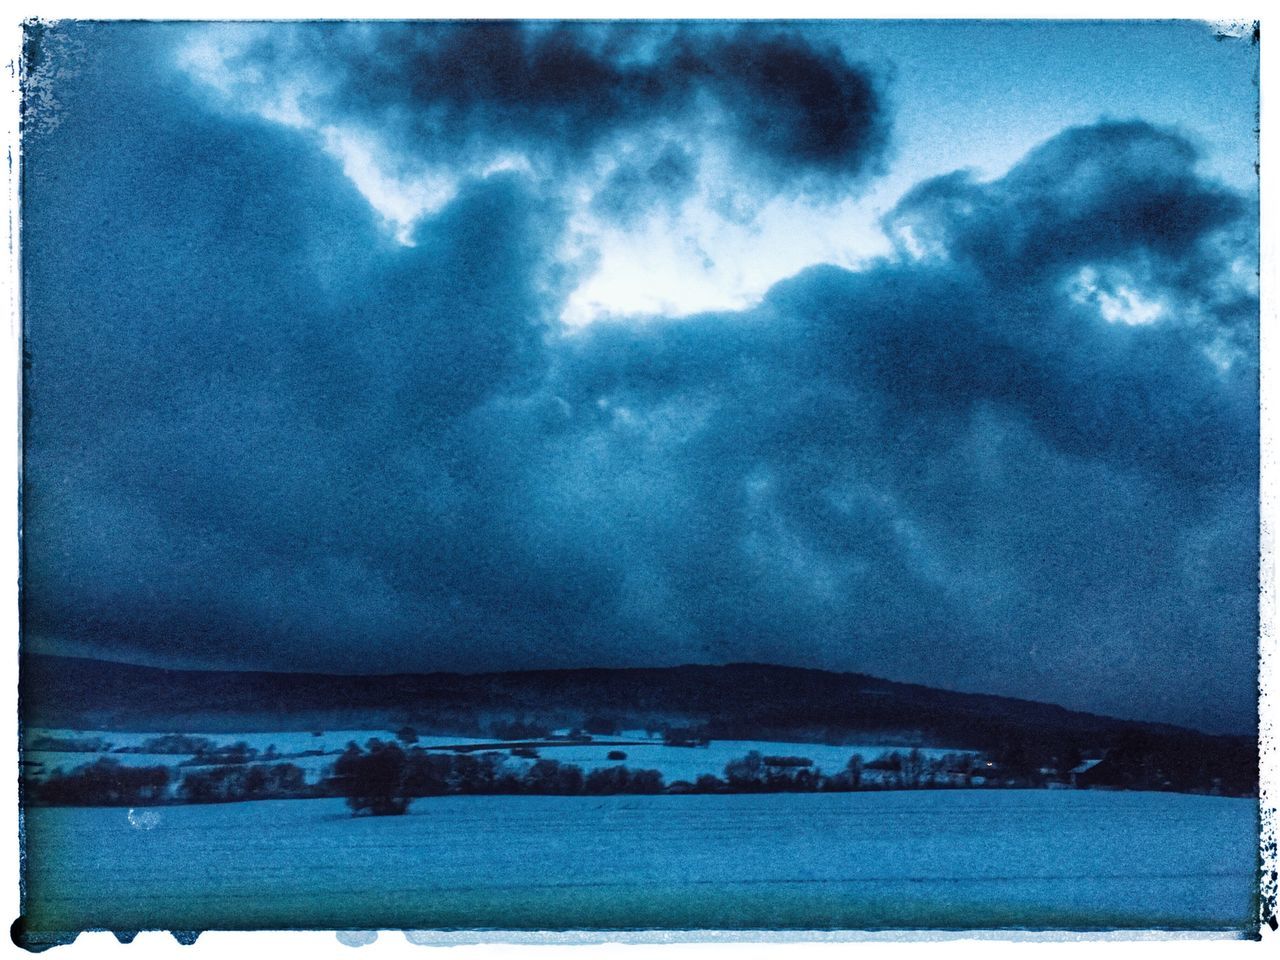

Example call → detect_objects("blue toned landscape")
17 18 1263 939
23 792 1257 932
15 657 1262 935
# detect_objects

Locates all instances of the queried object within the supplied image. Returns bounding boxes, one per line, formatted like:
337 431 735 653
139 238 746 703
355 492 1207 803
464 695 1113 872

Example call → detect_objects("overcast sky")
20 21 1259 732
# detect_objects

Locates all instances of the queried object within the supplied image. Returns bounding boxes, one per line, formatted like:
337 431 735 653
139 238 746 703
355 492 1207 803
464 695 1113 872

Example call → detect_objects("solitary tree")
333 740 412 815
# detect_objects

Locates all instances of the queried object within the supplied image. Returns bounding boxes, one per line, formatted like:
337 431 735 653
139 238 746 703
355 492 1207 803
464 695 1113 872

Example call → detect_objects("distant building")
1068 758 1103 787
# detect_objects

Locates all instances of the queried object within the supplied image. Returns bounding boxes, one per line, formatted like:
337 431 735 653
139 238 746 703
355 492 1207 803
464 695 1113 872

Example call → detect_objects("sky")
19 21 1259 733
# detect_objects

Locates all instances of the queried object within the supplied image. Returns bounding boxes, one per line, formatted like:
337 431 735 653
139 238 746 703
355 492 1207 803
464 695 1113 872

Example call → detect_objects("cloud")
175 22 896 322
289 24 884 183
539 120 1258 728
20 24 1259 733
589 142 699 226
177 23 890 212
869 121 1256 486
885 121 1244 278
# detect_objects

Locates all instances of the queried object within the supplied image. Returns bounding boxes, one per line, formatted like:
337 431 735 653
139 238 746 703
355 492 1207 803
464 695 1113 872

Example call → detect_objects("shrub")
847 754 864 786
402 748 452 796
762 755 813 768
395 726 419 745
724 751 766 789
627 768 664 793
184 741 258 766
694 774 725 793
34 759 170 806
449 751 510 794
662 727 709 747
865 751 903 771
115 734 214 755
178 763 306 803
584 715 619 736
523 758 585 795
584 765 665 795
491 719 551 740
29 735 110 753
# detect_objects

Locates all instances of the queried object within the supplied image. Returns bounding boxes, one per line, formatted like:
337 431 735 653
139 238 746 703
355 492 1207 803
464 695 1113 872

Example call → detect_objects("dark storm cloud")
21 24 1258 733
886 122 1245 279
873 121 1255 485
22 24 572 667
222 22 890 199
534 119 1259 730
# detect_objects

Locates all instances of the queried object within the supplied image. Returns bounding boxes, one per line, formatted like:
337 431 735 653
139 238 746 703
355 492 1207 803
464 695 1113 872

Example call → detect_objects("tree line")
21 731 1255 810
16 743 1001 811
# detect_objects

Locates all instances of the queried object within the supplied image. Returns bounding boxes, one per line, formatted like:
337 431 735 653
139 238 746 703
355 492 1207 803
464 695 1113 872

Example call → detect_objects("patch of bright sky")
1068 266 1166 326
559 160 896 325
175 20 1257 326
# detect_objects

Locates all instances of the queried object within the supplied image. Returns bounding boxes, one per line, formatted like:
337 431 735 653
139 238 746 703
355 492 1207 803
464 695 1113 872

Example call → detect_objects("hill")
19 651 1250 757
21 653 1258 795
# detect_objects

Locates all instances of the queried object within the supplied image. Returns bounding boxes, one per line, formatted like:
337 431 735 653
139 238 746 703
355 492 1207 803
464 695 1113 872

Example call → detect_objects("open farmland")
21 790 1257 933
22 728 973 789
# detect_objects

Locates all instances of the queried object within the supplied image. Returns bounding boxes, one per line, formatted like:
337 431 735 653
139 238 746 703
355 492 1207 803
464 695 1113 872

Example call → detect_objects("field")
21 790 1258 933
23 727 973 787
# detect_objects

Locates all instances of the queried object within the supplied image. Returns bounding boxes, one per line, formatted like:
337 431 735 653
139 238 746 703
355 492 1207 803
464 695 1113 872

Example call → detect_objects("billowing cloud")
176 22 896 321
887 122 1244 275
544 118 1257 728
20 23 1258 734
182 23 889 190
